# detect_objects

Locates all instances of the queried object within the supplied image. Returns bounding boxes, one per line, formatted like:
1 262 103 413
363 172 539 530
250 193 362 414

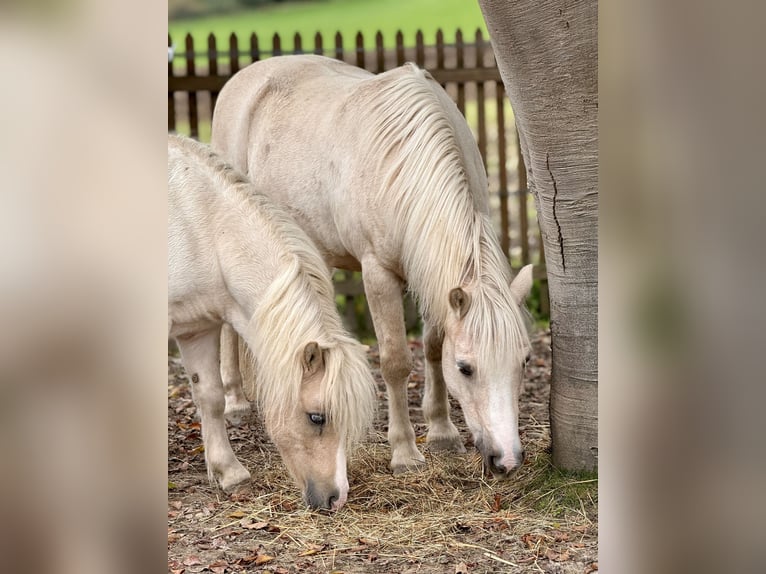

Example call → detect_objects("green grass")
517 450 598 518
168 0 488 51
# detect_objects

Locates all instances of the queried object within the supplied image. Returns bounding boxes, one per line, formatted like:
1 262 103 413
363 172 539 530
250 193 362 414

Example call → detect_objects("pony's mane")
169 133 376 443
354 65 530 365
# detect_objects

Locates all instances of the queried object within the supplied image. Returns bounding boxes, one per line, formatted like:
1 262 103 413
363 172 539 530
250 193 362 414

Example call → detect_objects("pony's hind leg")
220 323 252 425
362 258 425 474
176 326 251 492
422 321 466 453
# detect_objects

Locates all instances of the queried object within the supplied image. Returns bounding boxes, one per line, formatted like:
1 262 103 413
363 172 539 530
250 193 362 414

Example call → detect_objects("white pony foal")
167 134 375 510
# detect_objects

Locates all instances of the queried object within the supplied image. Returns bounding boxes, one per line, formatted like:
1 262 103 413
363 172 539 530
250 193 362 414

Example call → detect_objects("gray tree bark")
478 0 598 470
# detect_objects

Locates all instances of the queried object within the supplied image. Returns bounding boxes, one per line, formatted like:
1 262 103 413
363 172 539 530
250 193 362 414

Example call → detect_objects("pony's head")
257 338 376 511
440 265 534 478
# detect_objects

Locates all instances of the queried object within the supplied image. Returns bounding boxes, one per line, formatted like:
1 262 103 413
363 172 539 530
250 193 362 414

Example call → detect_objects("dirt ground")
168 330 598 573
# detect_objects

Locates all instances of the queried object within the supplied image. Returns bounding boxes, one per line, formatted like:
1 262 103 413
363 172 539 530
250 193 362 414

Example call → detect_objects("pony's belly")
325 253 362 272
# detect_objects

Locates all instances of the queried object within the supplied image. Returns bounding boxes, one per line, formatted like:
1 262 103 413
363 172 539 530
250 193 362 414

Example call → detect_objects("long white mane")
170 134 375 443
354 66 530 366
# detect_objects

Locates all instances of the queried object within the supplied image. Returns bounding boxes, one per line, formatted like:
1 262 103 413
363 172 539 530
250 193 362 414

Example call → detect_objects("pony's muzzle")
481 449 525 478
304 481 343 511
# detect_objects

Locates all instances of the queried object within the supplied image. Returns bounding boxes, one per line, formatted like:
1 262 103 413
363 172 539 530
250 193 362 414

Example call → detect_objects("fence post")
314 32 323 56
229 33 240 75
455 29 465 115
395 30 405 66
294 32 303 54
375 31 385 73
273 33 282 57
415 30 425 67
334 31 343 60
250 33 260 63
207 34 219 114
355 32 364 68
435 29 445 71
185 34 198 139
168 35 176 132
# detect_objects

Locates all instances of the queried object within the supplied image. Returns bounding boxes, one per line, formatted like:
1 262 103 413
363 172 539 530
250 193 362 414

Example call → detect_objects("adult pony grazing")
167 134 376 510
212 55 534 477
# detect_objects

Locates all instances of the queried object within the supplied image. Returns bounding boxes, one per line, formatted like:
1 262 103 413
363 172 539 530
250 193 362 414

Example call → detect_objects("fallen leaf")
190 445 205 455
169 500 182 510
228 510 245 518
585 561 598 573
182 555 203 566
545 548 571 562
168 481 178 490
456 561 469 574
491 493 502 512
240 518 269 530
358 537 379 546
209 559 228 574
255 555 274 565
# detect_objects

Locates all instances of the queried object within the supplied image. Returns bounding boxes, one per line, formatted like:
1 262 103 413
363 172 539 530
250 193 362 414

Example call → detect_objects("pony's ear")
449 287 471 319
302 341 323 375
510 264 534 306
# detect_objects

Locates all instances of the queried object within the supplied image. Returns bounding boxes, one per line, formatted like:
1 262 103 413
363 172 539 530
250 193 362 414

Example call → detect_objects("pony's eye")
457 362 474 377
308 413 326 426
524 353 531 366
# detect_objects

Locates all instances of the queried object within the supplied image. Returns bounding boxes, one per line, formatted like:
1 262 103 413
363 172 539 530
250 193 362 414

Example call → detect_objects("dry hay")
168 333 598 571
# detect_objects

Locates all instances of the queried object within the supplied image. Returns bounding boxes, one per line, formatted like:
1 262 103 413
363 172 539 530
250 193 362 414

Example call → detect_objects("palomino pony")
212 55 534 477
168 134 376 509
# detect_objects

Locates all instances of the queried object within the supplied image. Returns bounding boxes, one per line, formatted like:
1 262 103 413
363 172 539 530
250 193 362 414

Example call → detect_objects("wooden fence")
168 28 549 333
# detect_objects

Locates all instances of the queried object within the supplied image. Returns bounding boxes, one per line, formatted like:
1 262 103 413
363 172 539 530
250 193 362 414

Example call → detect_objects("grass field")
168 0 488 49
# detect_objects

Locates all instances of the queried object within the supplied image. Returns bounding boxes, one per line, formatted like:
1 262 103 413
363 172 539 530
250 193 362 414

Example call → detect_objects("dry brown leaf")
240 518 269 530
254 554 274 565
585 561 599 573
358 537 379 546
491 493 502 512
228 510 245 518
182 555 202 566
455 561 469 574
545 548 571 562
208 559 228 574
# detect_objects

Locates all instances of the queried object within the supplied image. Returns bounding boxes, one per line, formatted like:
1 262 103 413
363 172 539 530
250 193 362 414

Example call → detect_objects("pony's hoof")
427 434 467 453
219 466 251 493
224 402 252 426
391 457 427 475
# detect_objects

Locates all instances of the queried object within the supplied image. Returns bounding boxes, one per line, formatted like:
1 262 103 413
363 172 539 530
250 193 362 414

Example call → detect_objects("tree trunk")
478 0 598 470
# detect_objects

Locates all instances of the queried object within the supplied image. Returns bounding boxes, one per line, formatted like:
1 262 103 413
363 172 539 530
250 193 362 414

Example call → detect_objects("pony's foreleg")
176 327 251 492
362 259 425 473
220 323 252 425
422 321 466 453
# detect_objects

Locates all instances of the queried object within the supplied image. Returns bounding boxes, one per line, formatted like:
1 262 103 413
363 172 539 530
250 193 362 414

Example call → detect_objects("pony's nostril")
491 457 507 474
328 494 338 509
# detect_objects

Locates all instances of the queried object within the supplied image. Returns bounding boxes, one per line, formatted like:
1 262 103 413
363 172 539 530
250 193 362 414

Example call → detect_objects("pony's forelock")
247 259 376 445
